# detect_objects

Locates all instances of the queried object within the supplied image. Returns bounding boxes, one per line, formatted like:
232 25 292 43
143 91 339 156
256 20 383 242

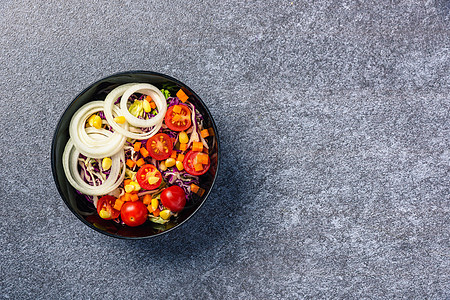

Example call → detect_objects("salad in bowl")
52 71 219 239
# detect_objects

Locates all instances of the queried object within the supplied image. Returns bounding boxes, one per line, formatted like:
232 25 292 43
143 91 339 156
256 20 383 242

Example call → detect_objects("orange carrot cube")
190 184 199 194
113 198 124 211
192 142 203 152
136 158 145 167
134 142 141 151
172 105 182 114
140 147 149 158
194 164 203 172
196 153 209 164
176 89 189 103
143 194 152 205
126 159 136 168
177 153 185 162
200 129 210 138
130 193 139 202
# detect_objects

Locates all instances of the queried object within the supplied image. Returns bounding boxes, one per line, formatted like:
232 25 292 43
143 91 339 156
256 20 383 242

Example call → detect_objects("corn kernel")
143 100 151 113
176 160 184 171
114 116 126 124
147 176 160 185
179 131 189 144
165 158 176 168
99 209 111 219
124 184 134 193
151 198 159 211
88 114 102 129
159 161 167 171
102 157 112 170
160 209 171 220
130 181 141 191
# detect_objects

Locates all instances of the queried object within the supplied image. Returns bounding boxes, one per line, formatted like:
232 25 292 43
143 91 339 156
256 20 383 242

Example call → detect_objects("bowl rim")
51 70 220 239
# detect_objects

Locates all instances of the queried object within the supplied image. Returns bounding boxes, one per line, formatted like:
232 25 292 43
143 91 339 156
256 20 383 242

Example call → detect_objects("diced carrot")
145 95 152 102
136 158 145 167
200 129 210 138
140 147 149 158
152 209 160 217
192 142 203 152
123 193 132 202
179 143 187 151
176 89 189 103
194 164 203 172
197 187 205 197
150 101 156 109
124 179 132 186
190 183 200 194
147 205 154 213
196 153 209 164
134 141 141 151
171 151 177 159
130 193 139 202
113 198 124 211
177 153 185 162
143 194 152 205
207 127 215 136
172 105 182 114
126 159 136 168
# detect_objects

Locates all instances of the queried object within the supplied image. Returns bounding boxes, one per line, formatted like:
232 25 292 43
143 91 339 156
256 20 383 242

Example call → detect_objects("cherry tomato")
183 150 211 176
97 195 120 220
120 201 148 227
146 133 173 160
164 104 191 131
136 164 162 190
160 185 186 212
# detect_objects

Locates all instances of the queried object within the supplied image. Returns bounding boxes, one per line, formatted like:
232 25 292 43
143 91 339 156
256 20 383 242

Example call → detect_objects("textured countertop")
1 1 449 299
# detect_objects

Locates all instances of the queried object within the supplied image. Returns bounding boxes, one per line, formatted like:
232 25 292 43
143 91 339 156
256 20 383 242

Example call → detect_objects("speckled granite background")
1 1 449 299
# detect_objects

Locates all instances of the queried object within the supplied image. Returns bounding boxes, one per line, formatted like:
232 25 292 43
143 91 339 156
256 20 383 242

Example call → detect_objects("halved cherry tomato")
146 133 173 160
97 195 120 220
160 185 186 212
136 164 162 190
183 150 210 176
121 201 148 227
164 104 191 131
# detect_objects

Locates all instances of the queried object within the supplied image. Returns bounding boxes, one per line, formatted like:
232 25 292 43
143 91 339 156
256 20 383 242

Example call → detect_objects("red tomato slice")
183 150 210 176
146 133 173 160
97 195 120 220
164 104 191 131
136 164 162 190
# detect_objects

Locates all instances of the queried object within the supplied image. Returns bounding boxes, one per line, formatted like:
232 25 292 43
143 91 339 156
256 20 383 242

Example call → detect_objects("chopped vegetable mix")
63 84 215 227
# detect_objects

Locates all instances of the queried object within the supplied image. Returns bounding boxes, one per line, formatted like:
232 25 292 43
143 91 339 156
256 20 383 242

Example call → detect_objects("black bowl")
51 71 220 239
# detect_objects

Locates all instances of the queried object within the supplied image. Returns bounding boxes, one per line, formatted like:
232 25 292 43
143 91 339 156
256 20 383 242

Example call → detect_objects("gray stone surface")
0 0 449 299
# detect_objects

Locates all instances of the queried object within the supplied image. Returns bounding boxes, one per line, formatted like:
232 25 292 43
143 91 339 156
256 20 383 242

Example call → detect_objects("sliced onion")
103 84 162 140
120 83 167 128
62 139 126 196
69 101 128 158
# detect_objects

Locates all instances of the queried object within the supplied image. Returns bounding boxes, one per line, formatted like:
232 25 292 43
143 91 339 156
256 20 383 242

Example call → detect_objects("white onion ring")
62 138 126 196
120 83 167 128
103 84 162 140
69 101 128 158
